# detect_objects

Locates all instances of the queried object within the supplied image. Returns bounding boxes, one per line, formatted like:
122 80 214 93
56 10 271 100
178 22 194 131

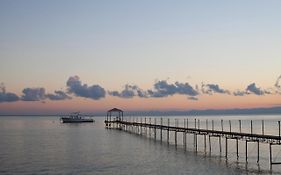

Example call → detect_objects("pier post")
221 119 224 132
184 131 187 150
167 118 170 143
194 133 197 152
269 143 272 170
236 138 239 160
261 120 264 135
257 140 260 163
175 119 177 146
175 131 177 146
239 120 241 133
195 119 197 129
219 136 222 154
278 121 281 144
251 120 253 135
137 117 139 134
229 120 232 133
225 138 228 158
145 117 147 136
204 134 207 153
183 119 186 148
246 140 248 162
198 119 200 129
154 118 157 140
160 118 163 141
149 118 151 137
209 135 211 154
140 118 142 135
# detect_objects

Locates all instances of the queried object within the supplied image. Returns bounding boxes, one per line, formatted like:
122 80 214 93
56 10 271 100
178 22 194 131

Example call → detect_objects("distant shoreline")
1 106 281 116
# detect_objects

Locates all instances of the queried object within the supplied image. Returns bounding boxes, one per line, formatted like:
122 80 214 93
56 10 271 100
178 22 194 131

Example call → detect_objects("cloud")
67 75 106 100
188 97 198 101
148 80 199 97
0 83 20 103
109 84 148 98
246 83 271 95
275 75 281 91
233 90 247 96
46 90 72 100
21 88 46 101
201 83 230 95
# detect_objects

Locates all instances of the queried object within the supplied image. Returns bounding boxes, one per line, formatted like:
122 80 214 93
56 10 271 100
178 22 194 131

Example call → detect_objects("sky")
0 0 281 114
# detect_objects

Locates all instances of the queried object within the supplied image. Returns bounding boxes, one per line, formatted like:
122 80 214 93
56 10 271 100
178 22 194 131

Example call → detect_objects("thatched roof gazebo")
106 108 124 122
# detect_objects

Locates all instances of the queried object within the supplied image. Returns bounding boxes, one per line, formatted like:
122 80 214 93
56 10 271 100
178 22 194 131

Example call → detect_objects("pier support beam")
194 134 197 152
184 132 187 150
154 118 157 140
257 140 260 163
236 138 239 160
219 136 222 154
269 143 272 170
175 131 177 146
204 135 206 153
209 135 211 154
246 140 248 162
149 118 151 137
225 138 228 158
167 118 170 144
160 118 163 141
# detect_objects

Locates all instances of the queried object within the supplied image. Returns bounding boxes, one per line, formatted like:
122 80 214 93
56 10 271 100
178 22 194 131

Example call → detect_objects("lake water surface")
1 115 281 175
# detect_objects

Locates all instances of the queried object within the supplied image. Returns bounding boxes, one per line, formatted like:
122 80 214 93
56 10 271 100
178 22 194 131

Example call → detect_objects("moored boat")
60 112 94 123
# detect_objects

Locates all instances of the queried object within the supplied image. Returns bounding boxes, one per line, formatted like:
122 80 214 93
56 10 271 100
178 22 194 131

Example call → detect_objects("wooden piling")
236 138 239 160
251 120 253 135
239 120 241 133
167 118 170 143
204 134 207 153
229 120 232 133
261 120 264 135
145 117 147 136
257 140 260 163
140 118 142 134
149 118 151 137
209 135 211 154
225 138 228 158
221 119 224 132
269 143 272 170
175 131 177 146
219 136 222 154
160 118 163 141
195 133 197 152
278 121 281 144
246 140 248 162
154 118 157 140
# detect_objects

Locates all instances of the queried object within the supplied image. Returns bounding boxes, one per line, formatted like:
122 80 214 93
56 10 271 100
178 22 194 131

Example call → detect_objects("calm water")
1 115 281 175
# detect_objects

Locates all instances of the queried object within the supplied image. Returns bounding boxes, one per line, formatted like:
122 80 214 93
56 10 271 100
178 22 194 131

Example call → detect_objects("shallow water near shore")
1 115 281 175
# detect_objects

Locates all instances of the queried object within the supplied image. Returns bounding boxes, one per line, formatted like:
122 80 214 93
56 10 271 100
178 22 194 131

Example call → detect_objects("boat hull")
60 117 94 123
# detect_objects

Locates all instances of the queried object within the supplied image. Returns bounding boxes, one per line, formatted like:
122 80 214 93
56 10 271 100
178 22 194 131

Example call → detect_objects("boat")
60 112 94 123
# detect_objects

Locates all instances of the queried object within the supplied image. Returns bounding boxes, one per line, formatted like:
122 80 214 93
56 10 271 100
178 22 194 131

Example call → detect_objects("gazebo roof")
108 108 123 112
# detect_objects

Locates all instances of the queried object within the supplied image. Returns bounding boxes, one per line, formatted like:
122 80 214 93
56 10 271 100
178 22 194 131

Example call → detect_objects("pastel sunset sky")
0 0 281 114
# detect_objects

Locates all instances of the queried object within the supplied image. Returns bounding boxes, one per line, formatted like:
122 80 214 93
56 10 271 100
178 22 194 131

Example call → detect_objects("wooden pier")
104 109 281 170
